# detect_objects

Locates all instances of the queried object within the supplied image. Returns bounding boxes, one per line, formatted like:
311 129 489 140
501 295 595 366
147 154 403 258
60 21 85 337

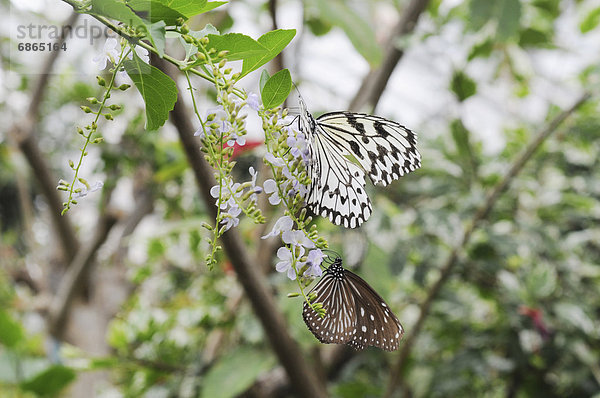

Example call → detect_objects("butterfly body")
302 257 403 351
298 98 421 228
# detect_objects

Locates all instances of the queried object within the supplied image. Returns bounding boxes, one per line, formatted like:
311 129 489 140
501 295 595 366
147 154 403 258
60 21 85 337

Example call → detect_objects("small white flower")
264 152 285 168
261 215 293 239
304 249 326 277
275 246 304 280
221 205 242 231
282 230 315 249
247 92 260 111
227 132 246 147
133 45 150 63
73 180 104 199
93 38 119 70
263 179 281 205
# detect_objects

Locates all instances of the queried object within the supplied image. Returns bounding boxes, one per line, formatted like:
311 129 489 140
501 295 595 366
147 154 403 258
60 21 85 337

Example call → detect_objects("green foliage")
200 348 276 398
450 70 477 102
89 0 146 29
305 0 382 65
3 0 600 397
0 310 25 348
260 68 292 109
580 6 600 33
240 29 296 78
123 51 178 130
20 365 76 397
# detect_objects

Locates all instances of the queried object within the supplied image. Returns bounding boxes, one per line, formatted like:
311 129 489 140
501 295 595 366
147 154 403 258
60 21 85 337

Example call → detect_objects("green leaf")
144 20 166 57
580 7 600 33
261 68 292 109
20 365 76 396
123 52 178 130
450 70 477 102
0 310 24 348
525 262 556 299
127 0 186 25
468 37 494 60
240 29 296 78
518 27 552 48
450 119 477 178
305 16 332 36
200 348 275 398
207 33 268 62
497 0 521 40
90 0 146 30
308 0 382 66
160 0 227 18
259 69 270 94
468 0 495 30
468 0 521 40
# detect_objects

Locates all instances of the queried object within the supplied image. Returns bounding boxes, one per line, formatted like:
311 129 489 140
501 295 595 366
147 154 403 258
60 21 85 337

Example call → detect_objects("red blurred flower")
519 305 551 341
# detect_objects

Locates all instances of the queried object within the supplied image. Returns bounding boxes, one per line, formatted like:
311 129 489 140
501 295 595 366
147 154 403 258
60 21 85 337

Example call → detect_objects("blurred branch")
9 11 81 263
349 0 430 112
48 211 120 339
156 58 328 398
268 0 285 75
383 91 593 398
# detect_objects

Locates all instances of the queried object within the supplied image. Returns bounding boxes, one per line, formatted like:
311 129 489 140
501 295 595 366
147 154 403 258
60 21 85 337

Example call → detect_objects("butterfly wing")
302 271 357 345
302 259 403 351
305 132 372 228
344 270 403 351
315 112 421 187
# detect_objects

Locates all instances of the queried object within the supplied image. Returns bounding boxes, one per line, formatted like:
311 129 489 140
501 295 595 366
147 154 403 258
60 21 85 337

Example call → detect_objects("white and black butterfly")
298 98 421 228
302 257 403 351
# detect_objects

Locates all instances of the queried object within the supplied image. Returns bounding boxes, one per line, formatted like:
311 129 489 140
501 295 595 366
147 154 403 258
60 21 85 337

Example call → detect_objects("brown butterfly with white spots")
302 257 403 351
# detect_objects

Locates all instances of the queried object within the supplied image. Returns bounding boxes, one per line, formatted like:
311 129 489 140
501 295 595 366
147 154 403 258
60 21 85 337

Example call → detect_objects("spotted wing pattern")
299 98 421 228
302 258 403 352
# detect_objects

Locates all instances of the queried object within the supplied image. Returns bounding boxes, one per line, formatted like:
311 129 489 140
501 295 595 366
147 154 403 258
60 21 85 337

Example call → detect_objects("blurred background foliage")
1 0 600 397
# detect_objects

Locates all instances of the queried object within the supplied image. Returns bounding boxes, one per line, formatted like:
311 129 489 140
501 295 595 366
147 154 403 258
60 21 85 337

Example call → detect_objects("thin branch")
9 11 81 263
156 58 328 398
48 211 120 339
349 0 430 112
383 91 592 398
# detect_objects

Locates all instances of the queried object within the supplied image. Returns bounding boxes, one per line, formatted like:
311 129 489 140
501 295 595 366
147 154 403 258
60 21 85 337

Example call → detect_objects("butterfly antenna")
322 249 342 263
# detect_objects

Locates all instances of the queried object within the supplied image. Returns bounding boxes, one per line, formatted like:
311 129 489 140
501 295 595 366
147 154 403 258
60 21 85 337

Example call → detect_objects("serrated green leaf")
240 29 296 78
20 365 76 396
308 0 381 66
580 7 600 33
207 33 268 62
259 69 270 94
123 52 178 130
200 348 275 398
127 0 186 25
0 310 24 348
89 0 146 30
450 70 477 102
261 68 291 109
